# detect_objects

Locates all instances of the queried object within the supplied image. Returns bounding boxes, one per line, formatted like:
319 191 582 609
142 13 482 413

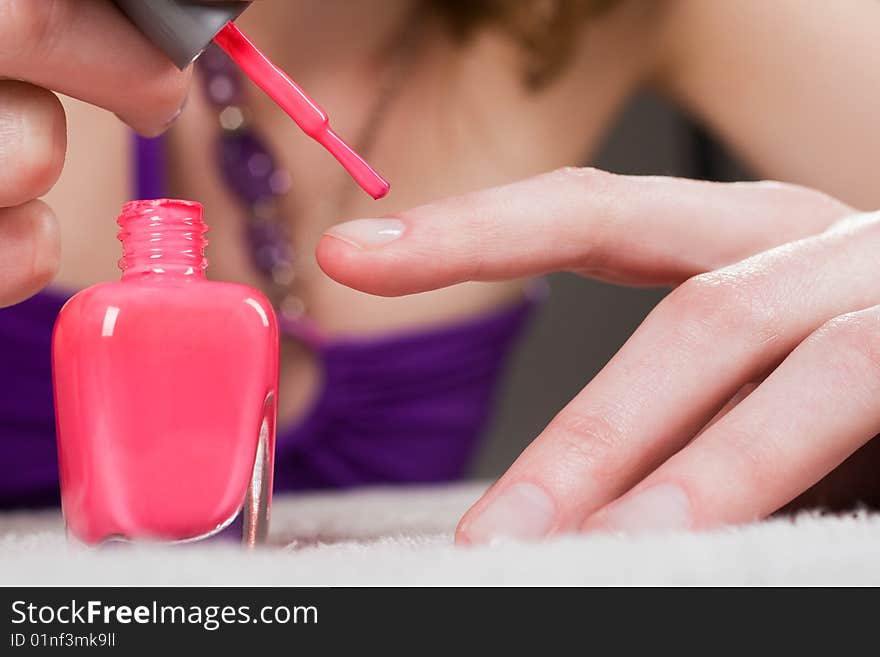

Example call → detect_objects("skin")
0 0 190 306
316 173 878 540
4 0 880 539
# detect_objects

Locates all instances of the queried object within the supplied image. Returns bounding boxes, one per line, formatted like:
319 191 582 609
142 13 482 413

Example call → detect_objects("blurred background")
472 91 752 477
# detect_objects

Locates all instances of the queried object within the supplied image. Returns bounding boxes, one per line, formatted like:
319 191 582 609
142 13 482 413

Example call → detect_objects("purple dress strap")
134 135 167 200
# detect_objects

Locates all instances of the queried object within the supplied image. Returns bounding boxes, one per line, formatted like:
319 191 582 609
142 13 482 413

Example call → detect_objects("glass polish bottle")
52 199 278 546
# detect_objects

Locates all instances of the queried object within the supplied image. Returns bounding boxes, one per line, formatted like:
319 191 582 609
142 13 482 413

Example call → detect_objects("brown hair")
430 0 621 87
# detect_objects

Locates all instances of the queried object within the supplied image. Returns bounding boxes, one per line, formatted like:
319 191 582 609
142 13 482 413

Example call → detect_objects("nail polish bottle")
52 199 279 546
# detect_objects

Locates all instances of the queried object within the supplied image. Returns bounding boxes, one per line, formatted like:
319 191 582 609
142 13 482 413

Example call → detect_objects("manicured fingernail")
461 482 556 544
593 484 691 534
326 219 405 248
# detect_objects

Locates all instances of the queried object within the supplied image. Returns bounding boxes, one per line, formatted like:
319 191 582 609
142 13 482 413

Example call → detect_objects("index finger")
317 168 852 296
1 0 191 135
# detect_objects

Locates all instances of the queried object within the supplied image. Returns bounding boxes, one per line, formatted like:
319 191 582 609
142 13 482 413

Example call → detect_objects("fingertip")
453 520 474 547
581 484 694 536
578 509 610 534
31 200 61 285
315 232 365 284
0 200 60 307
118 65 192 137
22 199 60 290
0 83 67 206
316 233 413 297
453 482 558 546
453 501 484 546
28 91 67 198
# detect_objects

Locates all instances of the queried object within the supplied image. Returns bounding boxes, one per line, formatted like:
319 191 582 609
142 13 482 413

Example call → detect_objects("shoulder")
647 0 866 86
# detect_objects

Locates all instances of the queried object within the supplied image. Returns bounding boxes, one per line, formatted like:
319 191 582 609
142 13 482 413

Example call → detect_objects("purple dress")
0 137 536 509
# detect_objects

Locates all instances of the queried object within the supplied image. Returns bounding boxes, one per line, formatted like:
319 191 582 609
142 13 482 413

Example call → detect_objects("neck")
238 0 418 74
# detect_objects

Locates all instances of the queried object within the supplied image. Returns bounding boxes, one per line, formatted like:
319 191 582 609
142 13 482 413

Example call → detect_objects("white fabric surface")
2 482 879 585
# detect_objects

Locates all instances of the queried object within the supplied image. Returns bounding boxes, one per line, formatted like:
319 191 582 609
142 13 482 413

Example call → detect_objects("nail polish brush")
112 0 390 199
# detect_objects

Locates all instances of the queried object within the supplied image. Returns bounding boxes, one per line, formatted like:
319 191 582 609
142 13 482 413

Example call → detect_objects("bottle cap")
113 0 251 69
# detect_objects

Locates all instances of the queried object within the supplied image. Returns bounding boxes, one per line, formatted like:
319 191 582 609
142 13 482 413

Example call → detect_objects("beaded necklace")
197 12 424 343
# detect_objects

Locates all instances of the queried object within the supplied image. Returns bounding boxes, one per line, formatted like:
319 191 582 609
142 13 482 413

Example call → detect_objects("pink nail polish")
52 200 279 546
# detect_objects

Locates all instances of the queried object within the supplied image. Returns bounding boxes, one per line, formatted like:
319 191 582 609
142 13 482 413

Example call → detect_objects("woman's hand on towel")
317 168 880 542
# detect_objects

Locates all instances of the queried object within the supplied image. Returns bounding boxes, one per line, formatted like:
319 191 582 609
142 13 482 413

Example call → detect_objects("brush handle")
112 0 251 69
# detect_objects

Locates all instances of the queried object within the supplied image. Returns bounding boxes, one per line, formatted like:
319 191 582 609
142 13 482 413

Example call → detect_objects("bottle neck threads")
118 199 209 280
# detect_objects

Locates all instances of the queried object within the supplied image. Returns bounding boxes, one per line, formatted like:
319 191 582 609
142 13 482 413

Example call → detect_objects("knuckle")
665 271 780 345
541 166 614 193
457 204 494 282
810 309 880 380
538 166 616 267
546 409 627 476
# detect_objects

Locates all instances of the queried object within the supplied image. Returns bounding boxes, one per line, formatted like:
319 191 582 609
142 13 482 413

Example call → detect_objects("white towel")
2 483 878 585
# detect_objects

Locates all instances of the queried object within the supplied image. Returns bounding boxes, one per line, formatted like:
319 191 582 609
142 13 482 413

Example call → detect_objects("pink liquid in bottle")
52 199 279 546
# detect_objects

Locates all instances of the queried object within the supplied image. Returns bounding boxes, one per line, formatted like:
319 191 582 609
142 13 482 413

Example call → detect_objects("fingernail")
461 482 556 544
162 105 185 130
162 94 190 130
592 484 692 534
325 219 405 248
